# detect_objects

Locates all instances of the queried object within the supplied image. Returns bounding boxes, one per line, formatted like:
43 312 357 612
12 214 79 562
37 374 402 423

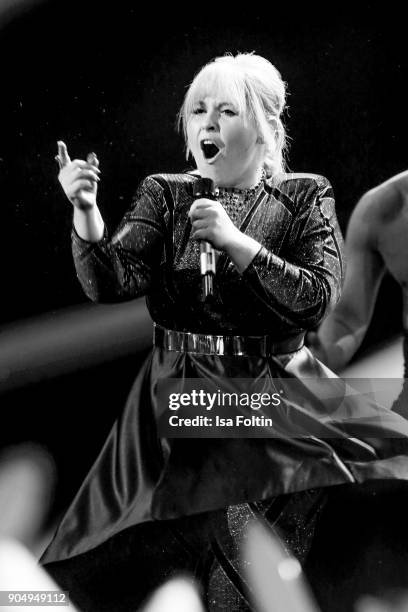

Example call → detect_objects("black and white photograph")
2 3 408 611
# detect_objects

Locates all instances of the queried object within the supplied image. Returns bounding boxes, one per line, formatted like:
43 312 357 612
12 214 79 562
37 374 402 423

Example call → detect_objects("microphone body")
192 178 217 301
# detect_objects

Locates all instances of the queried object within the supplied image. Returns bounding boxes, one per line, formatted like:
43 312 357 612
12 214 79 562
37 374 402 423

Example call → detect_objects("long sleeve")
72 176 167 302
242 177 344 329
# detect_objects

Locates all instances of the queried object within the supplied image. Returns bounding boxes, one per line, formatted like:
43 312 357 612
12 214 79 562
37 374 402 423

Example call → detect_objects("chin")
196 165 216 181
195 161 231 187
202 166 224 182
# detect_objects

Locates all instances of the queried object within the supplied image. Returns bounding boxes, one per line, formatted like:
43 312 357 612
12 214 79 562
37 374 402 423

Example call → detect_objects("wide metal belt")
153 324 304 357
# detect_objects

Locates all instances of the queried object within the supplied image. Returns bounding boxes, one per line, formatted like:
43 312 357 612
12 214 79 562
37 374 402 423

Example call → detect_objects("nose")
203 108 218 131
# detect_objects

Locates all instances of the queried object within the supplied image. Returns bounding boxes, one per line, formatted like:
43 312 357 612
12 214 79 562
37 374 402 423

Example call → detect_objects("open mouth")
200 140 221 161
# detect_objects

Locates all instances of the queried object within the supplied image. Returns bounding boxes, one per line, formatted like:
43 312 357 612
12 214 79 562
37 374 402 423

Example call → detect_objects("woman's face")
186 95 264 189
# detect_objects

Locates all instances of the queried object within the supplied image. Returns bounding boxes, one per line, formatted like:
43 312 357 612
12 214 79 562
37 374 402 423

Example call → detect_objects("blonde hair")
178 52 288 176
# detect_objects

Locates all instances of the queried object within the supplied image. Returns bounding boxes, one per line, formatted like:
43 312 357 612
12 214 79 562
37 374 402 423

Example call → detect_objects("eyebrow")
193 100 238 109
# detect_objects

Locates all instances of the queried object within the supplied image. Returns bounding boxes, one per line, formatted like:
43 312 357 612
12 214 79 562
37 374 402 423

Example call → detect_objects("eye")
192 107 205 115
222 109 237 117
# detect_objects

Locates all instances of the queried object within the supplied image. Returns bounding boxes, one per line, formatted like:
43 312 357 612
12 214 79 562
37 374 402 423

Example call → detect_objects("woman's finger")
73 169 100 182
86 152 99 168
189 207 217 223
188 200 214 218
192 220 207 231
56 140 71 168
191 229 210 241
190 209 212 221
71 179 96 191
54 155 64 171
60 163 100 183
71 160 101 171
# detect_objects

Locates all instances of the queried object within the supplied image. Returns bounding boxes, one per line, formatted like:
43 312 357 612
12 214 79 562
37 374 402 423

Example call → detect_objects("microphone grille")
192 177 216 198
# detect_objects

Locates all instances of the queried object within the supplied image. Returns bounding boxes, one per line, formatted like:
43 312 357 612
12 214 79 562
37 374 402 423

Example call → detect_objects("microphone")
192 178 217 301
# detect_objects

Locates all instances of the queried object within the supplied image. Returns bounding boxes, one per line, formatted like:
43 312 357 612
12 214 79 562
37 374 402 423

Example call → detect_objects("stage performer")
42 53 408 612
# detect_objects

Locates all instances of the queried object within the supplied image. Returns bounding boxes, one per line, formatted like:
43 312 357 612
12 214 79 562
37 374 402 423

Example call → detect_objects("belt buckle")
187 332 226 355
188 332 208 354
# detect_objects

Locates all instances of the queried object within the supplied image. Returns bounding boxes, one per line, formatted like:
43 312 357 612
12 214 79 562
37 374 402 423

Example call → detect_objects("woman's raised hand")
55 141 100 210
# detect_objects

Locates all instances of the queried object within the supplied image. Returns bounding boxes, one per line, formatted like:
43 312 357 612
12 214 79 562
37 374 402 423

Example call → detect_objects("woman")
42 53 408 611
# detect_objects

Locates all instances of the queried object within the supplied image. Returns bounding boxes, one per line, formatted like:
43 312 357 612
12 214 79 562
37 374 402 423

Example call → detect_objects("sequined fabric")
206 489 327 611
217 183 262 226
42 173 408 567
72 172 344 337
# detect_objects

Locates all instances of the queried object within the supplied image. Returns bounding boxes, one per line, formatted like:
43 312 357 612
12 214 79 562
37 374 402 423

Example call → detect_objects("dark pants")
44 488 324 612
44 481 408 612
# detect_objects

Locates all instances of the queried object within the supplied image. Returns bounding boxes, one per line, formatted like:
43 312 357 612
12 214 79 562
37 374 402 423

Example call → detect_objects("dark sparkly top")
72 172 344 339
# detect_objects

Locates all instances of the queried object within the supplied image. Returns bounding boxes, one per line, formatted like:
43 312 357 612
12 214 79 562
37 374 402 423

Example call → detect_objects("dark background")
0 4 405 332
1 3 407 517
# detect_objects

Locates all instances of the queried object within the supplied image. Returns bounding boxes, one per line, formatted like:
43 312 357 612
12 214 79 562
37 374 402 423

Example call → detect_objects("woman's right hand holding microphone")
56 141 105 242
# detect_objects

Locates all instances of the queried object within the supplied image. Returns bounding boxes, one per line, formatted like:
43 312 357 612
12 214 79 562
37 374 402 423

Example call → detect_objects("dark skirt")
42 344 408 566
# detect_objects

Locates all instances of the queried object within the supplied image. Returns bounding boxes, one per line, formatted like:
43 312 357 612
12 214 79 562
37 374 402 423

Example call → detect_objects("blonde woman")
42 53 408 611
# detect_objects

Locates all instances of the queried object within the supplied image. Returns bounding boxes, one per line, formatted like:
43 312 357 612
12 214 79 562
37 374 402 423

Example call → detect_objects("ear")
269 115 284 142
